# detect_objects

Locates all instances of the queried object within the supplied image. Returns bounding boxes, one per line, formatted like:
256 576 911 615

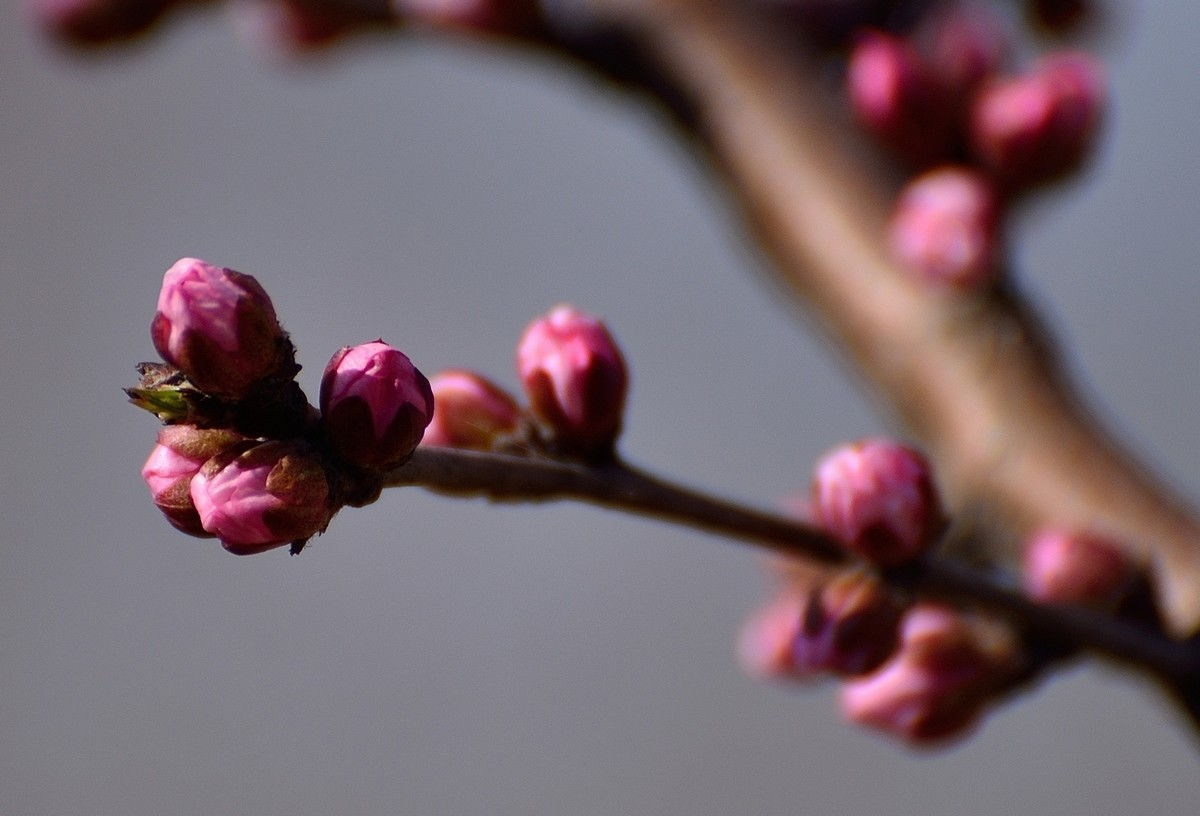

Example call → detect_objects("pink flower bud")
970 52 1104 188
142 425 249 537
151 258 286 398
32 0 174 44
888 166 999 289
516 305 628 456
738 591 805 680
840 605 1020 746
846 30 953 167
919 3 1007 100
811 438 942 566
422 369 520 450
320 341 434 471
1022 527 1134 605
189 440 333 555
791 570 905 677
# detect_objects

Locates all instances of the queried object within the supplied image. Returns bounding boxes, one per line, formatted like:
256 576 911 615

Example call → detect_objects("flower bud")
422 369 520 450
151 257 287 398
320 340 434 471
840 605 1020 746
1022 527 1134 606
189 440 333 555
889 166 999 289
33 0 174 44
811 438 942 566
142 425 249 537
919 3 1006 101
791 570 905 677
969 52 1104 188
846 31 953 167
516 305 628 456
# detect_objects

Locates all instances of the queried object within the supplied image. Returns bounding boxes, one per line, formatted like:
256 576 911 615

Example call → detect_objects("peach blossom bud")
151 258 286 398
812 438 942 566
889 166 999 288
516 305 628 456
142 425 249 537
422 369 520 450
840 605 1020 745
737 591 805 680
791 570 904 677
190 440 333 555
920 3 1007 99
320 341 434 471
970 52 1104 188
846 30 953 167
1022 528 1134 606
32 0 174 44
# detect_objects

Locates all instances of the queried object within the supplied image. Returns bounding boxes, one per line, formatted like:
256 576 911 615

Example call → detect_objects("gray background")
3 2 1200 814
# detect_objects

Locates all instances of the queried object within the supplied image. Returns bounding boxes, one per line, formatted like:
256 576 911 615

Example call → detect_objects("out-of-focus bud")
920 3 1007 100
811 438 943 566
320 340 434 471
422 369 520 450
1022 527 1134 606
846 30 953 167
738 591 806 680
392 0 538 34
189 440 333 555
840 604 1020 746
32 0 175 44
142 425 249 537
516 305 628 457
889 166 999 289
151 257 287 398
969 52 1104 188
792 570 905 677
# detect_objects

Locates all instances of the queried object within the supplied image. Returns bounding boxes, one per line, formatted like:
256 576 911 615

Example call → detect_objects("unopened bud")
1022 527 1134 606
151 258 287 398
811 438 943 566
792 570 905 677
919 3 1007 100
142 425 248 537
516 305 628 457
33 0 174 44
846 30 953 166
840 605 1020 746
189 440 333 555
889 166 999 289
970 52 1104 188
737 591 806 680
422 369 520 450
320 340 434 471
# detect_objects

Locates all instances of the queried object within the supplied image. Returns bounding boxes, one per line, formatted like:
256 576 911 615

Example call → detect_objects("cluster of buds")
420 304 628 461
133 257 434 554
837 2 1104 289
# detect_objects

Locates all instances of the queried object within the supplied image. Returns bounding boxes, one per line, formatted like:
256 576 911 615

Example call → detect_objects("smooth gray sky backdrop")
3 2 1200 814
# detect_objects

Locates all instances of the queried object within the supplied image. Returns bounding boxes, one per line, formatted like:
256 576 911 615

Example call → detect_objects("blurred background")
3 2 1200 813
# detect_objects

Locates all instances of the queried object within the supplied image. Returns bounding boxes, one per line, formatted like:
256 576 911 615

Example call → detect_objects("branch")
533 0 1200 635
385 446 1200 719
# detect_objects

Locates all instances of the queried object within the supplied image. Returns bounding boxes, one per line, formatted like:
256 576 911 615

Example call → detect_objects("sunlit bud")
189 440 333 555
792 570 905 677
840 605 1020 746
422 369 520 450
1022 527 1134 606
889 166 999 289
516 305 628 456
320 341 434 471
142 425 249 538
920 3 1007 99
392 0 538 34
846 30 953 166
32 0 174 44
737 591 805 680
970 52 1104 188
151 258 286 398
812 438 943 566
